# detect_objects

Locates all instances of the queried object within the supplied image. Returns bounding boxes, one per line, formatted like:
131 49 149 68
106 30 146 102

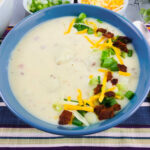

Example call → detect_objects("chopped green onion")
92 49 100 52
140 8 146 15
101 57 119 71
29 0 70 13
116 91 124 99
101 50 110 61
78 13 87 20
75 13 87 23
97 19 103 23
121 51 127 58
63 0 70 4
117 84 126 92
87 28 94 34
89 77 98 86
72 117 83 126
73 24 89 31
64 99 78 103
102 97 117 107
144 16 150 23
101 57 116 68
52 103 63 112
127 50 133 57
109 48 115 55
97 32 102 37
125 91 134 100
109 62 119 71
89 90 94 97
78 110 87 116
98 76 101 84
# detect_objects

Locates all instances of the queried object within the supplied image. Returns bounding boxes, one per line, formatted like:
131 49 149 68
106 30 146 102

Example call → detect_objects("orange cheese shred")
64 18 76 35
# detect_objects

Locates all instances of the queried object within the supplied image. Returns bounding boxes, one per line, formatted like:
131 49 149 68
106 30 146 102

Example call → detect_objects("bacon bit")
107 71 113 81
105 91 115 97
117 36 132 44
113 40 128 53
58 110 72 125
96 28 107 33
113 104 121 111
111 78 118 85
94 105 105 116
94 84 102 95
118 64 127 72
94 103 121 121
103 32 114 38
98 107 114 120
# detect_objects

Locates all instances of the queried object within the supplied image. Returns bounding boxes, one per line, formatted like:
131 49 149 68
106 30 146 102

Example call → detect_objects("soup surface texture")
9 16 139 126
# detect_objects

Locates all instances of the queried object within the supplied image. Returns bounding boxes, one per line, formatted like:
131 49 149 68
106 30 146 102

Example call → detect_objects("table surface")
10 0 150 25
1 0 150 149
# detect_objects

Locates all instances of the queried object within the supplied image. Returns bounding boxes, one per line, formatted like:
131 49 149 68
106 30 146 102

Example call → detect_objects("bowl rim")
0 4 150 135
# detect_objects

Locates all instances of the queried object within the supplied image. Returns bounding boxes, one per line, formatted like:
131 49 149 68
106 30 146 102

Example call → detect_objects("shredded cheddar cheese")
99 72 108 102
87 21 98 31
112 46 124 65
89 75 94 79
94 36 105 48
84 35 95 46
76 29 88 34
64 18 76 35
81 0 124 12
77 89 83 106
119 71 131 76
106 86 117 92
67 96 71 101
64 104 94 112
98 68 113 74
115 95 121 99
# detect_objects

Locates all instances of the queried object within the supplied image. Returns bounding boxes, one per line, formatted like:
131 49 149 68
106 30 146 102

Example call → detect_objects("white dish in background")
78 0 128 16
0 0 14 37
23 0 74 15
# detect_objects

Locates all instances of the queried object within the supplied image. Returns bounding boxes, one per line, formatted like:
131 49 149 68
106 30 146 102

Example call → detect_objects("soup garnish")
58 13 135 126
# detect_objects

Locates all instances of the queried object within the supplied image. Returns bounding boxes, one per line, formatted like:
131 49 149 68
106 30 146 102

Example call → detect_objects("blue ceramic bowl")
0 4 150 135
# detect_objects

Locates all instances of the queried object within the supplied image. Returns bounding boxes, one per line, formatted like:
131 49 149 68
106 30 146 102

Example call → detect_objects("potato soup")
9 14 139 126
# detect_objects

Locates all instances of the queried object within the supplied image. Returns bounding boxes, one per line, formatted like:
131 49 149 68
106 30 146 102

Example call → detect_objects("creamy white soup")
9 15 139 126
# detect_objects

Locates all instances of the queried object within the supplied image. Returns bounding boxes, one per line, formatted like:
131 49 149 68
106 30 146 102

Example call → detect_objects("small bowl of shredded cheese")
79 0 128 16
